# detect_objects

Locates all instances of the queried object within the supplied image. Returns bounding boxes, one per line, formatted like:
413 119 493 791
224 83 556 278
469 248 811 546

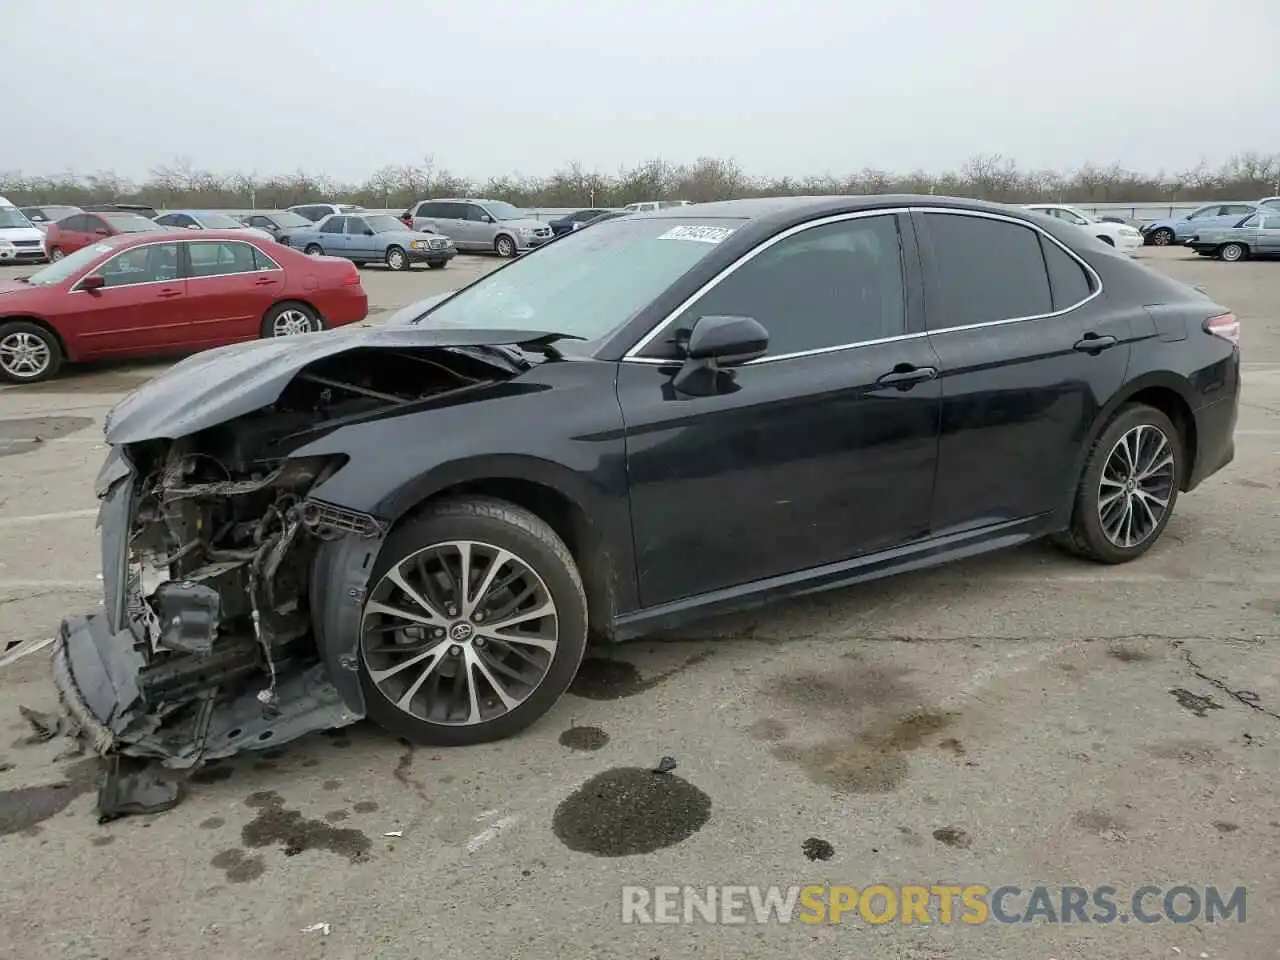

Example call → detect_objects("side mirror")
94 228 109 236
363 229 375 236
482 214 494 224
81 274 106 292
686 315 769 364
671 315 769 395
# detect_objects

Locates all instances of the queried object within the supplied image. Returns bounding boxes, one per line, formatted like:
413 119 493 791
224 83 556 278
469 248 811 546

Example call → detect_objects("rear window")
105 213 163 232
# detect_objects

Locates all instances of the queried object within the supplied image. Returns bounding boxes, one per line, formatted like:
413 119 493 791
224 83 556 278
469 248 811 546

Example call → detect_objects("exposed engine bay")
46 344 521 819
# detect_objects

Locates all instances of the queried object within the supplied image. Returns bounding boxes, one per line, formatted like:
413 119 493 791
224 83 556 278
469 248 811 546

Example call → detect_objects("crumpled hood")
103 325 557 445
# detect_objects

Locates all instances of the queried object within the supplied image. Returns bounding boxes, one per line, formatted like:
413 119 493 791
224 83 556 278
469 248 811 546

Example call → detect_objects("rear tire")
0 320 63 384
1218 242 1247 262
49 248 64 262
261 301 323 338
1050 403 1182 564
359 497 588 747
304 244 324 257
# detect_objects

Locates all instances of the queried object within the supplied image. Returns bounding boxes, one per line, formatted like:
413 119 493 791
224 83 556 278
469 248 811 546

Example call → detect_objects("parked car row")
0 228 369 383
277 212 455 271
1140 197 1280 246
1022 204 1144 253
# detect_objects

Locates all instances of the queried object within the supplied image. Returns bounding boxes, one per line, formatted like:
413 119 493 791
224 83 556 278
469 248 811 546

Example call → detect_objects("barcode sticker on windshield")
656 225 735 244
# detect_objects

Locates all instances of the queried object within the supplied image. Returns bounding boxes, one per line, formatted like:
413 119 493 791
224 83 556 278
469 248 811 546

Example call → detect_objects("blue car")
1141 201 1259 246
280 212 456 270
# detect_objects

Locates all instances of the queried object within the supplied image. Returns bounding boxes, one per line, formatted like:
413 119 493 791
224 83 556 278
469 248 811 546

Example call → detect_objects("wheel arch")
371 454 622 641
1058 374 1199 528
0 314 73 361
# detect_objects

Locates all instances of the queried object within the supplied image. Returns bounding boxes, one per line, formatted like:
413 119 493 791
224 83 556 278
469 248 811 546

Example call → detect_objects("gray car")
280 212 456 270
1187 210 1280 261
403 198 552 258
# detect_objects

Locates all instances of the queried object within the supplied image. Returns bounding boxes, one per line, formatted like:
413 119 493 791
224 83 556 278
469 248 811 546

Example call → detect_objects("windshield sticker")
656 225 736 244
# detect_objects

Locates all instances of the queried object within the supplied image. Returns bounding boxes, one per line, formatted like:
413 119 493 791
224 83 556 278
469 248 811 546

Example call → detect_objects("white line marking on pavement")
465 814 520 854
0 579 102 590
0 508 97 525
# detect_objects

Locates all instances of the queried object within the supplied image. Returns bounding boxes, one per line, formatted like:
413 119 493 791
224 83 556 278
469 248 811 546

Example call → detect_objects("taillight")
1204 312 1239 347
341 268 361 286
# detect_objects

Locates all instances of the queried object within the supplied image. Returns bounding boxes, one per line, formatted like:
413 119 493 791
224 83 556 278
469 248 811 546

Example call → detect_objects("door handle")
156 289 183 299
1073 333 1118 353
254 277 275 285
875 364 937 389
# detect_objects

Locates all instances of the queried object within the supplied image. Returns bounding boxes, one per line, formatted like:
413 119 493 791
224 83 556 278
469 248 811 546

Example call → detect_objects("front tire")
359 497 588 747
495 234 517 258
0 320 63 384
1218 242 1247 262
385 246 409 271
1148 228 1175 247
1050 403 1181 564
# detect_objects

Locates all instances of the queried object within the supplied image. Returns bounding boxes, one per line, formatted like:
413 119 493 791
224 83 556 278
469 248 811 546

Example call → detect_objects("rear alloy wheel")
0 321 63 384
49 248 64 262
1219 242 1247 262
261 302 323 338
385 245 409 271
304 244 324 257
1051 403 1181 564
1148 228 1175 246
359 497 588 746
495 234 517 258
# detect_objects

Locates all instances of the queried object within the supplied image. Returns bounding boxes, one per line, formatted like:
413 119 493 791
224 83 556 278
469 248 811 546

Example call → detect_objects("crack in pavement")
1174 641 1280 721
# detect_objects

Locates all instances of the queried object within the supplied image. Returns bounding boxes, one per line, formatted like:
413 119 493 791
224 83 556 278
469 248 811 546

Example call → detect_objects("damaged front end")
49 335 526 814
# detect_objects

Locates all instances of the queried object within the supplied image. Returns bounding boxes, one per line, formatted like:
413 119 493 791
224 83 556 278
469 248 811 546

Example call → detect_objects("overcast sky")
4 0 1277 183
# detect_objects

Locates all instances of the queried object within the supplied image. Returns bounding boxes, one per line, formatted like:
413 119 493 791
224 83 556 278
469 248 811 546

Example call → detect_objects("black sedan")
52 195 1240 798
240 209 316 241
548 208 613 235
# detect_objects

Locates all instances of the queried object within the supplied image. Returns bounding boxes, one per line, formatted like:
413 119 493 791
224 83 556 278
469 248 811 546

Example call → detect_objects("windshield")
482 201 525 221
105 214 163 232
365 215 403 233
272 211 311 228
0 207 33 229
412 217 745 344
193 213 243 228
23 239 127 285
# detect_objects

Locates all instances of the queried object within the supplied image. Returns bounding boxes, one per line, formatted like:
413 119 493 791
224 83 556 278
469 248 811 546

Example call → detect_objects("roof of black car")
633 194 1023 222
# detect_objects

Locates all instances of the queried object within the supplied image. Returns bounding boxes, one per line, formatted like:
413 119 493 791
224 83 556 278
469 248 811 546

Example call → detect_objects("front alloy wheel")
0 321 62 383
1219 242 1246 262
495 235 517 258
1149 228 1175 246
359 497 588 746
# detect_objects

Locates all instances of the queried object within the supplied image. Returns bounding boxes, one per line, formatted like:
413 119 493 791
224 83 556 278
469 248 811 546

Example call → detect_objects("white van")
623 200 693 213
0 197 47 264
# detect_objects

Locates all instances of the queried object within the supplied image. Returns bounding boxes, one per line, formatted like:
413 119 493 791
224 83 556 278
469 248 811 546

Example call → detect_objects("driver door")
616 212 941 608
344 216 376 260
62 241 187 358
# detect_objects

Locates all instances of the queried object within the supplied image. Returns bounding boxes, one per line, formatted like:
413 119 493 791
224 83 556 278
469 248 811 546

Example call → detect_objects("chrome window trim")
185 238 283 277
620 205 1103 367
68 239 185 293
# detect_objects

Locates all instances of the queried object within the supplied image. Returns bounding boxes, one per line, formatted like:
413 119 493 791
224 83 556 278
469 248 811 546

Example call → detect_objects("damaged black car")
54 196 1239 784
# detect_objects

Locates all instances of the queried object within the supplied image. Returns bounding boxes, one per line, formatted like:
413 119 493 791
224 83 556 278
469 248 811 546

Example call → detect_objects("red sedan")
43 210 167 259
0 229 368 383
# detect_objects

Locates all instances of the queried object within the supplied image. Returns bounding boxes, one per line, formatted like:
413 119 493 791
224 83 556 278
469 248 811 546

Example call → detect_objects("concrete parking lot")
0 248 1276 960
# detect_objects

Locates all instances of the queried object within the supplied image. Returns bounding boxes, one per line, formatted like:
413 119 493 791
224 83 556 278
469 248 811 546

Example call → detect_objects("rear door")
62 241 186 357
182 239 283 344
316 216 348 255
1257 213 1280 255
913 208 1133 535
344 216 376 260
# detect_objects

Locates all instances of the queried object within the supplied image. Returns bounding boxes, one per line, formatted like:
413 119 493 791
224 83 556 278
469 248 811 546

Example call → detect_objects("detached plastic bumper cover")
53 613 148 754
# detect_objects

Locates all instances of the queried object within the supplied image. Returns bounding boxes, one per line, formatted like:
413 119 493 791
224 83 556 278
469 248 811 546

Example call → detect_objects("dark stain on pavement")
0 757 99 836
569 650 712 701
1108 645 1152 663
802 837 834 861
1213 821 1239 834
91 835 115 846
1072 809 1127 833
0 416 95 457
559 726 610 751
353 801 378 814
1169 688 1224 718
1145 739 1218 765
932 827 971 849
762 665 915 711
241 790 372 862
200 816 225 830
746 718 788 742
324 810 349 823
767 711 956 795
190 764 234 785
552 767 711 856
210 848 266 883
